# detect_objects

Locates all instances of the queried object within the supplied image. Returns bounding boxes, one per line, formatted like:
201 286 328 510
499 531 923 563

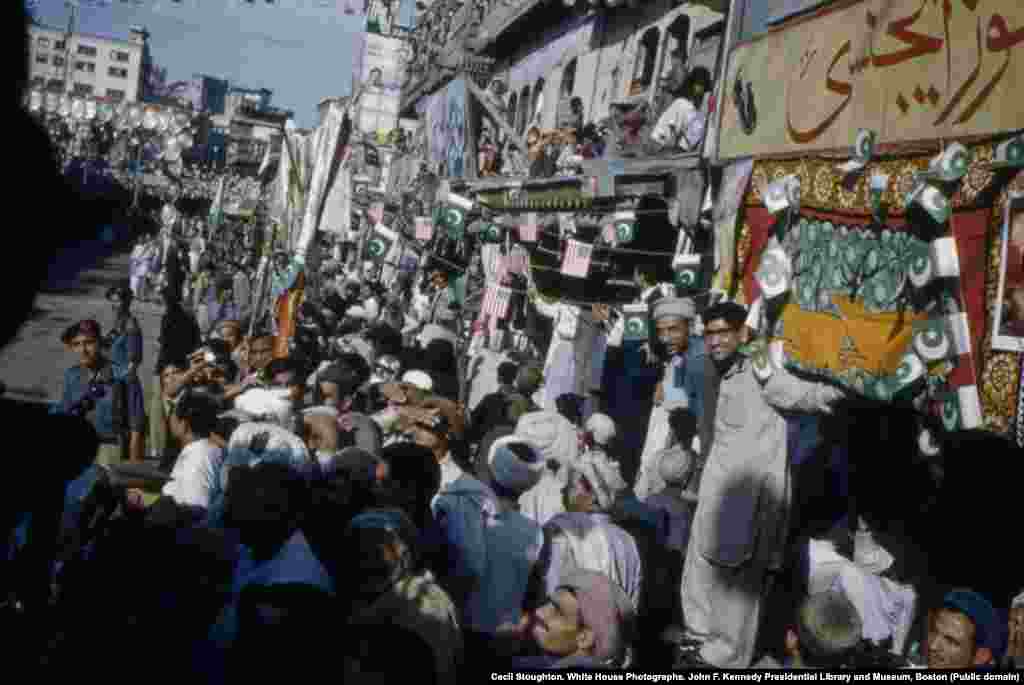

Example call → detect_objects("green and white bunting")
991 134 1024 169
906 180 950 224
911 317 955 363
622 303 649 342
927 143 971 183
480 222 503 243
366 225 397 262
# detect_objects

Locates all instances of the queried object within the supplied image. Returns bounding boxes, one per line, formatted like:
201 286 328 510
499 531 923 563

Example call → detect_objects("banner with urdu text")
717 0 1024 160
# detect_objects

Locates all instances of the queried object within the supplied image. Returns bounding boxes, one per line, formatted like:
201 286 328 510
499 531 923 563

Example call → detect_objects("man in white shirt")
162 386 225 514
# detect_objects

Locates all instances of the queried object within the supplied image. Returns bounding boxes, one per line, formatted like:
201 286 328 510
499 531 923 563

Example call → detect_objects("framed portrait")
992 192 1024 353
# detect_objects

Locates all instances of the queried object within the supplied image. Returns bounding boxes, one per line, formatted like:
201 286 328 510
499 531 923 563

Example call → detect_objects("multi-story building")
27 23 151 103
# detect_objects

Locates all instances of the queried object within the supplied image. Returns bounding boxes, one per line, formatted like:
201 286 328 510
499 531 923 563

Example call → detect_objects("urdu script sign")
717 0 1024 160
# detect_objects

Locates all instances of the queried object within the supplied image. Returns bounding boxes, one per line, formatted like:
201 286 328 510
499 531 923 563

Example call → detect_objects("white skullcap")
233 388 294 428
401 370 433 392
584 413 617 446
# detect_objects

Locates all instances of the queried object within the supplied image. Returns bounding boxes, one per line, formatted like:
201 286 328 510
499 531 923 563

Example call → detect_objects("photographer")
59 319 146 465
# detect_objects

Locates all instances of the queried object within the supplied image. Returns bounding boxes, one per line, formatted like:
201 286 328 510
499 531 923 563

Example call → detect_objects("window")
37 37 51 48
532 78 545 126
53 56 65 67
517 86 530 135
47 79 65 91
561 58 577 97
55 40 65 50
108 66 129 79
630 28 660 95
72 83 94 95
31 76 44 87
660 15 691 91
77 44 97 57
107 88 126 101
75 61 96 73
507 91 518 129
111 50 130 63
35 54 48 64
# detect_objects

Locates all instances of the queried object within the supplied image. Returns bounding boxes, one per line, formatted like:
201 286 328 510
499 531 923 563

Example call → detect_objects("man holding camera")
59 319 146 465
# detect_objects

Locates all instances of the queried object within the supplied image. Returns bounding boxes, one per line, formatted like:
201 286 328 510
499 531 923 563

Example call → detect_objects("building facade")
27 23 150 102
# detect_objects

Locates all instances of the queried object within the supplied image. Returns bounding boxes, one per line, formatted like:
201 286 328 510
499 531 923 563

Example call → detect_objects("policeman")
60 319 146 465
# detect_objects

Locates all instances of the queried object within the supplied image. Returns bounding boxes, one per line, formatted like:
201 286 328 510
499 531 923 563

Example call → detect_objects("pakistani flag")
930 143 971 183
613 211 636 244
906 181 950 224
209 176 226 230
912 317 954 362
366 225 397 262
890 351 926 401
940 393 962 432
437 205 467 240
992 135 1024 169
674 254 702 294
622 303 648 342
480 222 503 243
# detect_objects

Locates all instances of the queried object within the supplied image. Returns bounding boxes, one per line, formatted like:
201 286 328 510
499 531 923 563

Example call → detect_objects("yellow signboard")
718 0 1024 160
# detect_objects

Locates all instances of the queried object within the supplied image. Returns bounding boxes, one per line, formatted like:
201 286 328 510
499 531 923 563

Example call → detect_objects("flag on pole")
209 176 225 230
519 213 538 242
506 248 528 276
414 216 434 241
561 239 592 278
622 303 649 342
366 225 397 262
481 285 513 320
367 201 384 226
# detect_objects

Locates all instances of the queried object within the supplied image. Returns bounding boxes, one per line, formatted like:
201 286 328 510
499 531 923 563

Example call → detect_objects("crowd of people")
5 199 1014 677
3 4 1021 672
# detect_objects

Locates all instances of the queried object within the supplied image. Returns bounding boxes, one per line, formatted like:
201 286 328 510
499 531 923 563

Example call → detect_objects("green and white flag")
927 143 971 183
437 205 467 239
208 176 226 230
912 317 955 362
890 351 927 401
674 253 702 294
837 129 877 174
480 222 503 243
906 180 950 224
992 134 1024 169
366 225 397 262
613 211 636 244
622 303 649 342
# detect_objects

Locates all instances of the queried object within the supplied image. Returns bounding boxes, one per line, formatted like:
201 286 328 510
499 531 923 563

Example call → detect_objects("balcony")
466 0 547 53
400 0 473 111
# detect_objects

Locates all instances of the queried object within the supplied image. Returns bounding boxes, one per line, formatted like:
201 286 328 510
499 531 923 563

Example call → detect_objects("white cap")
584 413 617 446
401 370 433 392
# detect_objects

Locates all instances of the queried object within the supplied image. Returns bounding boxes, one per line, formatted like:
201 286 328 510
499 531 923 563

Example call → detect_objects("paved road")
0 250 164 406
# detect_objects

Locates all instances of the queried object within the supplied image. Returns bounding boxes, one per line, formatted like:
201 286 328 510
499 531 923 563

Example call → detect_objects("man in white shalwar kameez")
677 304 849 669
633 298 705 500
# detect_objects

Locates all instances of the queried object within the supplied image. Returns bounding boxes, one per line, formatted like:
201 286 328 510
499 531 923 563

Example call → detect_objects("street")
0 249 162 408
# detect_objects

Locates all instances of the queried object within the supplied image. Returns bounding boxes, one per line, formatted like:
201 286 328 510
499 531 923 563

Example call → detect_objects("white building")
27 23 150 102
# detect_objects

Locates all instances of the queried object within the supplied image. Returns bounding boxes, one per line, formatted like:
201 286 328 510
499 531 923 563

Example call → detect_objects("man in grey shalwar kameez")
678 302 849 668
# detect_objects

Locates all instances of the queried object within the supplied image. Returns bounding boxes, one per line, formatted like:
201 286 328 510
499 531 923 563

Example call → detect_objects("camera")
69 381 107 416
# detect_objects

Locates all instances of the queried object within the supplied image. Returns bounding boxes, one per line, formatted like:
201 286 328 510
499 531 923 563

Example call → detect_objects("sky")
30 0 367 128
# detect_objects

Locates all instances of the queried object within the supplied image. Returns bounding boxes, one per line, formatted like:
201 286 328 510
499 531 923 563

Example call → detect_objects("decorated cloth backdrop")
731 141 1023 440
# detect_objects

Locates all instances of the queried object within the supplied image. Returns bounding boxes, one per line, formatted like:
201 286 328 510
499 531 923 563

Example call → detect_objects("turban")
651 297 695 321
234 388 295 428
657 446 695 487
515 411 579 469
571 457 627 511
488 436 544 496
557 568 635 665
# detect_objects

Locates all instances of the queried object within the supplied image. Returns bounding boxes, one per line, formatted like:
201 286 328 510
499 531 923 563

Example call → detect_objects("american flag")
414 216 434 241
367 202 384 226
494 255 510 283
519 214 538 242
561 239 593 278
481 285 513 320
